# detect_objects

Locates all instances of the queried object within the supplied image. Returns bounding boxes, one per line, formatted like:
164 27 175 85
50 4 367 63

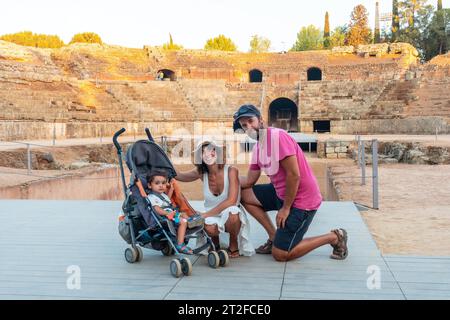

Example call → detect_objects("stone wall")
317 139 351 159
0 41 449 139
347 141 450 165
0 120 234 141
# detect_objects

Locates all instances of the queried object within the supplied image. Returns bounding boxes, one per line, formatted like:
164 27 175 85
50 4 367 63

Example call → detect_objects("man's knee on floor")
272 249 288 262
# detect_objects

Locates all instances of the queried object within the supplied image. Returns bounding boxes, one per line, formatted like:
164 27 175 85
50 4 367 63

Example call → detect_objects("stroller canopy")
125 140 177 184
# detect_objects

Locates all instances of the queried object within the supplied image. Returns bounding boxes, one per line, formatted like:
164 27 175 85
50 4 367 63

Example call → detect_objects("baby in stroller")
114 127 231 277
146 169 193 254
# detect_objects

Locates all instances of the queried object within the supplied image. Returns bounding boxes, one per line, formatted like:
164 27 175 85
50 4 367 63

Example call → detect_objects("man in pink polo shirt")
234 104 348 262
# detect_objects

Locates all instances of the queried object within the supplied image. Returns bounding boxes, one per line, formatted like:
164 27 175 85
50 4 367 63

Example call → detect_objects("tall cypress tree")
374 2 381 43
392 0 400 42
324 11 331 48
436 0 447 54
324 12 330 37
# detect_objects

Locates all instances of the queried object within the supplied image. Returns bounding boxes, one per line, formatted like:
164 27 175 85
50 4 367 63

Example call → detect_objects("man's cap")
233 104 261 132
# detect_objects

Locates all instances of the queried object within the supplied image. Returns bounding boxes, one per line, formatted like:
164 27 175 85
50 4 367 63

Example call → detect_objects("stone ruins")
0 40 449 140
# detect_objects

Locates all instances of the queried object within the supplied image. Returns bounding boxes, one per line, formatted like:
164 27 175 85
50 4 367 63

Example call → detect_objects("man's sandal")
330 228 348 260
255 239 273 254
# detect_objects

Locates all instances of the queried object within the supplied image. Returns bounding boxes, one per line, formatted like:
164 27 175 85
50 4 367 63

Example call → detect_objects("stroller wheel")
170 259 182 278
136 246 143 262
180 257 193 276
207 251 220 269
124 247 138 263
218 249 230 267
161 244 174 256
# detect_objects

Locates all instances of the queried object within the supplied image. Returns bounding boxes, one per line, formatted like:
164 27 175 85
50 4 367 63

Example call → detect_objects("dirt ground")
0 164 111 188
330 162 450 256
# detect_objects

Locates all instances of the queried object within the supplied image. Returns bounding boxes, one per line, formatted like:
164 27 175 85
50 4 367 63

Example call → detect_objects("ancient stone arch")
157 69 177 81
268 97 298 132
307 67 322 81
249 69 263 82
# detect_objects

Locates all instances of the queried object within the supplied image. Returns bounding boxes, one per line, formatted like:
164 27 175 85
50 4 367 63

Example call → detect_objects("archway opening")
268 98 298 132
307 67 322 81
249 69 263 82
156 69 176 81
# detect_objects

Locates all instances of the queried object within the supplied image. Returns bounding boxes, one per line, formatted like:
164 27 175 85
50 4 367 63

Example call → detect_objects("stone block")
356 43 389 56
326 153 338 159
326 140 340 148
331 46 354 54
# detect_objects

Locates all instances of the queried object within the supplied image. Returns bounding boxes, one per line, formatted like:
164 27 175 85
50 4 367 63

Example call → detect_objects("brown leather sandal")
330 228 348 260
255 239 273 254
227 248 240 258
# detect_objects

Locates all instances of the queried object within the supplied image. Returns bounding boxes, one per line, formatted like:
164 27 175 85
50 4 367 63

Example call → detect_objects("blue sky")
1 0 448 51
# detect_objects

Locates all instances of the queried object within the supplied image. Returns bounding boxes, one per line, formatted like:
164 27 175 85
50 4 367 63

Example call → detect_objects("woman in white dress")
174 141 254 258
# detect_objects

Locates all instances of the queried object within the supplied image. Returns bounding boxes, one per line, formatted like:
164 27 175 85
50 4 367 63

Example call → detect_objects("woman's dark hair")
194 143 226 174
146 169 168 184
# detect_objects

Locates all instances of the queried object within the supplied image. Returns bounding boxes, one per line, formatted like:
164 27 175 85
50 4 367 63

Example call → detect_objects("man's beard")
247 123 263 141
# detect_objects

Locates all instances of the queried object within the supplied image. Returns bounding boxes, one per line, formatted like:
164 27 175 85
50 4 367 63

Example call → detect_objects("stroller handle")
113 128 126 152
145 128 154 142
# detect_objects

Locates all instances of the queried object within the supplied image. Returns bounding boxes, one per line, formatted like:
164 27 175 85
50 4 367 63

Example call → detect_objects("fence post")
361 140 366 185
52 124 56 146
161 136 167 152
27 143 31 175
372 139 379 209
100 127 103 144
357 135 361 168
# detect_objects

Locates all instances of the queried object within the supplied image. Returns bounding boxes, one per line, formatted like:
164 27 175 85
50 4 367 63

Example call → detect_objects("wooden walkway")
1 200 449 300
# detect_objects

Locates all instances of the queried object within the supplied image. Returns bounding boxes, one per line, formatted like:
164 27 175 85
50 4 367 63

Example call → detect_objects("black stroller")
113 128 230 277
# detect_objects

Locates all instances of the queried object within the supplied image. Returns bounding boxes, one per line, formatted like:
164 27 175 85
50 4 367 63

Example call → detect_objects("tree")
384 0 447 60
204 34 237 51
69 32 103 45
0 31 64 48
423 8 450 60
434 0 448 55
249 35 271 53
392 0 401 41
162 33 183 50
324 12 331 48
396 0 434 57
398 0 431 28
330 25 348 48
346 4 372 46
291 25 324 51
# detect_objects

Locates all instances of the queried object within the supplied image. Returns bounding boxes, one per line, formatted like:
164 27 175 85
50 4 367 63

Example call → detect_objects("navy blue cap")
233 104 261 131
